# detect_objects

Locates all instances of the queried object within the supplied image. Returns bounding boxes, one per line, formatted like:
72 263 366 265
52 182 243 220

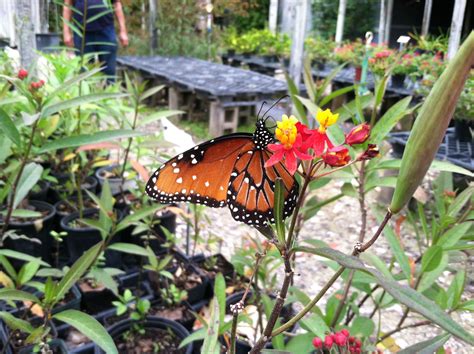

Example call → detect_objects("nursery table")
117 56 288 136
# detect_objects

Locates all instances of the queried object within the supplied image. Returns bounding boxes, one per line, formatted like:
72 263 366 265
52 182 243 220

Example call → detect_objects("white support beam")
421 0 433 36
289 0 308 88
384 0 394 44
149 0 157 54
378 0 386 44
269 0 279 33
335 0 347 45
447 0 467 59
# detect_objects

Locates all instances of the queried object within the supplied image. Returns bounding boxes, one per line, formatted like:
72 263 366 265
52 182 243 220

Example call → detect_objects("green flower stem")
0 119 40 243
272 210 392 337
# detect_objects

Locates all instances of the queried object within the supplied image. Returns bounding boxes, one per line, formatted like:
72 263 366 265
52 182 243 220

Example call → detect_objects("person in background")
62 0 129 81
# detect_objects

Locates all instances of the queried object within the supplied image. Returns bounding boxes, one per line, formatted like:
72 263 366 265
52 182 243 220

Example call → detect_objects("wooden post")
384 0 394 44
378 0 385 44
15 0 37 68
421 0 433 37
269 0 279 33
289 0 308 88
38 0 49 33
335 0 347 45
447 0 467 59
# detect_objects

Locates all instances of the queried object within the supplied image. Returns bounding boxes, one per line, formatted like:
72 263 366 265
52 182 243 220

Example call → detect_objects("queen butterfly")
145 104 299 227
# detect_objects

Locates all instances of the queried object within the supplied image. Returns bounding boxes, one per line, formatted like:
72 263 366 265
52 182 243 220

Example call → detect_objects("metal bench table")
117 56 288 136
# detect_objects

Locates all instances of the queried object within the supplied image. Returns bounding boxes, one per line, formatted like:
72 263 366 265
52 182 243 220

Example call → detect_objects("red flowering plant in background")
265 109 378 177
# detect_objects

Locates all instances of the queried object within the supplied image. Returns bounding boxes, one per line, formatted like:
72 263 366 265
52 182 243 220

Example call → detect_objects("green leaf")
13 163 43 209
437 223 471 249
0 311 34 333
319 85 355 107
296 95 319 119
398 333 450 354
371 96 413 144
115 204 165 233
214 273 226 325
45 67 102 103
0 249 49 267
179 328 206 348
418 252 449 293
0 288 40 303
18 261 40 286
365 176 398 191
293 246 474 344
374 159 474 177
350 316 375 338
284 333 315 354
107 243 149 257
274 178 286 245
38 129 146 153
56 242 102 303
140 85 165 102
40 93 128 118
299 313 329 339
286 73 307 124
0 108 21 147
421 245 443 273
201 298 220 354
447 186 474 218
335 94 373 122
86 8 114 24
53 310 117 354
458 300 474 311
7 209 42 218
447 270 466 310
373 209 411 280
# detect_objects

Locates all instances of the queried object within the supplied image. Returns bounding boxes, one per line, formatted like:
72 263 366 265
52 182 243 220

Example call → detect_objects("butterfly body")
146 119 299 226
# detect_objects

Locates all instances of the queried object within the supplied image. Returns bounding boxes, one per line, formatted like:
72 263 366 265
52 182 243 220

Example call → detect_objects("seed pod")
390 31 474 213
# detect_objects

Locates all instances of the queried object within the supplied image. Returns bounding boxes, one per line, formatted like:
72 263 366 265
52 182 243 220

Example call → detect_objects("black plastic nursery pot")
77 280 119 316
60 208 122 266
36 33 61 52
3 318 60 354
191 253 235 299
454 119 473 143
224 291 296 354
391 73 406 88
28 180 51 202
94 317 193 354
49 175 98 204
95 165 137 196
56 323 95 354
2 200 56 265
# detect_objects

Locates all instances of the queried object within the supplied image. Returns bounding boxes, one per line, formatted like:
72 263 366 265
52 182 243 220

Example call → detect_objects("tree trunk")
421 0 433 37
335 0 347 45
16 0 37 68
447 0 467 59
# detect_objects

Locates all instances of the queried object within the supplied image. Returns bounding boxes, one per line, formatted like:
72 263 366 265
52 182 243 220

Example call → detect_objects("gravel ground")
172 172 473 353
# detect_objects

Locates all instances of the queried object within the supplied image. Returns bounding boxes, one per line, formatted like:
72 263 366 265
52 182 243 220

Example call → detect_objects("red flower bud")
348 336 356 344
18 69 28 80
324 335 334 348
345 123 370 145
340 329 350 337
358 144 379 161
312 337 323 349
354 348 361 354
355 339 362 348
334 333 347 346
322 145 350 167
39 79 45 87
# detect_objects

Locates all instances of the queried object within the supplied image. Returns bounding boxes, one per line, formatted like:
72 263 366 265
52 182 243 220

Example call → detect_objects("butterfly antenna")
256 101 267 120
261 95 290 121
264 115 277 128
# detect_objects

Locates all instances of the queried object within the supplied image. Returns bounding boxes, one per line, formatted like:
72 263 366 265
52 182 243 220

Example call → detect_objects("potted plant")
305 37 334 70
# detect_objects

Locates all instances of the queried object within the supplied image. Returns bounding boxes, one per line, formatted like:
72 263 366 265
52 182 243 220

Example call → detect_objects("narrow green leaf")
56 242 102 303
13 163 43 209
0 249 49 267
0 311 34 333
53 310 117 354
41 93 128 118
274 178 286 245
299 313 329 339
296 95 320 119
86 8 114 24
201 299 220 354
371 96 413 144
398 333 450 354
46 67 102 103
140 110 185 126
0 108 21 147
0 288 40 303
319 85 355 107
107 243 149 257
437 223 472 249
140 85 165 102
421 245 443 273
447 187 474 218
215 273 226 325
6 209 42 218
115 205 165 232
179 328 206 348
38 130 145 153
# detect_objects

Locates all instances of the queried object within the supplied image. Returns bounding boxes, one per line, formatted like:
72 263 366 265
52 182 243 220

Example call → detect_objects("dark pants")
74 25 117 81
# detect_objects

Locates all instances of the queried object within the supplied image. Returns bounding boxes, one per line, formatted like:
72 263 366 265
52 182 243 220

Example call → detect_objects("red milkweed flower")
324 335 334 348
334 332 347 346
312 337 323 349
345 123 371 146
265 115 313 175
18 69 28 80
322 145 350 167
358 144 379 160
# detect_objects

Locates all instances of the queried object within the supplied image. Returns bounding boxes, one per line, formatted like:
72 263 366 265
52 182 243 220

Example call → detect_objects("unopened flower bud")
324 335 334 348
345 123 370 145
323 146 350 167
18 69 28 80
312 337 323 349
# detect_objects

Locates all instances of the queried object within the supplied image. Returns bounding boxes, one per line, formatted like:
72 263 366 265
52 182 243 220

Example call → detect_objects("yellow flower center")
275 114 298 149
317 109 339 133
